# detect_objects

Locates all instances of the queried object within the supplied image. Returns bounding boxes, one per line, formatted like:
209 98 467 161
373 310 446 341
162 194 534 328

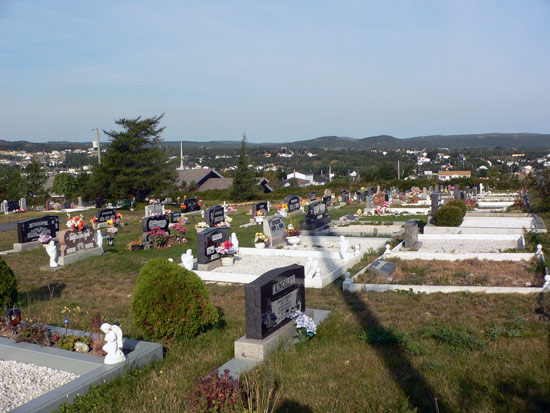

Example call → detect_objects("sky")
1 0 549 143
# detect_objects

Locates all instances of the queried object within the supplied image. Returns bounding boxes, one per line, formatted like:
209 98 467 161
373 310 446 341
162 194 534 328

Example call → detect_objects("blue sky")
1 0 549 142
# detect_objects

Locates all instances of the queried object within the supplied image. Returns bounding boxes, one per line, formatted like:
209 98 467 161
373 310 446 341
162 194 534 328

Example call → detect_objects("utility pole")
397 160 400 180
92 128 101 164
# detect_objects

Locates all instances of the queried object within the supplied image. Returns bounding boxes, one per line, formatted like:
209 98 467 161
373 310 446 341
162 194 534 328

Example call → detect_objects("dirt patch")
355 258 544 287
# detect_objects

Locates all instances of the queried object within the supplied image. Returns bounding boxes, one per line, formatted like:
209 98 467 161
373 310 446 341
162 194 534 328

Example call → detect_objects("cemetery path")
341 289 450 413
0 222 16 231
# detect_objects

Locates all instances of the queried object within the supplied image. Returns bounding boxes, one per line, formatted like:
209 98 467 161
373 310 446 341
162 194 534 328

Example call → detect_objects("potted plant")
253 232 269 249
285 224 301 246
195 222 208 232
90 216 99 229
277 203 288 218
216 241 236 265
254 209 266 224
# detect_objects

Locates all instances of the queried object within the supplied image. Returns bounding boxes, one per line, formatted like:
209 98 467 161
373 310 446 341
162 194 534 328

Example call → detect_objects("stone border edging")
343 282 543 294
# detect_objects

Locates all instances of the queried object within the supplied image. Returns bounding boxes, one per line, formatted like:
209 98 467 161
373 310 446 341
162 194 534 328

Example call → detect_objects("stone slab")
58 246 103 266
197 259 222 271
1 326 162 413
13 241 42 252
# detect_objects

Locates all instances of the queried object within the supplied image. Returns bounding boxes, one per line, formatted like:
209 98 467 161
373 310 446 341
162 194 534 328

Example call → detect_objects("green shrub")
0 257 17 311
445 199 468 214
131 259 219 340
433 205 465 227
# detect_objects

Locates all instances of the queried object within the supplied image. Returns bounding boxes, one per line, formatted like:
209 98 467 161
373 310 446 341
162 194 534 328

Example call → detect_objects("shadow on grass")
340 288 448 413
20 282 66 305
275 399 313 413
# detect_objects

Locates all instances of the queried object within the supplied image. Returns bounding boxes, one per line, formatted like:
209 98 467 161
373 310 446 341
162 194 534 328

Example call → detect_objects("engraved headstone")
263 215 286 247
366 194 375 210
17 216 59 244
322 195 331 208
183 197 201 212
19 198 27 210
59 226 98 257
252 201 268 216
196 227 229 265
403 220 422 250
169 211 182 223
96 208 117 224
245 264 305 340
309 192 316 201
454 184 460 200
284 195 301 214
430 190 440 216
205 205 225 227
145 204 164 217
340 190 349 203
142 215 170 232
368 259 396 280
303 200 331 230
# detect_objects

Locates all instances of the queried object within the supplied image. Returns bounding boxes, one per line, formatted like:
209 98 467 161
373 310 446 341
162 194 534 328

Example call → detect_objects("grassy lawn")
2 204 549 412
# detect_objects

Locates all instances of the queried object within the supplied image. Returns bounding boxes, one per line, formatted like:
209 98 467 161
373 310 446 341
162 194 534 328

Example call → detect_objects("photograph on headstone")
196 227 229 265
303 200 331 230
263 215 286 247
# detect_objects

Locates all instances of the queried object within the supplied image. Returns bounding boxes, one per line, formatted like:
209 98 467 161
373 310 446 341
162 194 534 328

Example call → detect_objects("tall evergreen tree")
230 135 256 201
23 160 47 198
91 114 176 201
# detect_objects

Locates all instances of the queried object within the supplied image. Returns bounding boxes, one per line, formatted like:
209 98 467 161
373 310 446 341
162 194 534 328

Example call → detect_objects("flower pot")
221 256 234 266
286 236 301 246
279 209 288 218
254 216 264 224
255 242 266 249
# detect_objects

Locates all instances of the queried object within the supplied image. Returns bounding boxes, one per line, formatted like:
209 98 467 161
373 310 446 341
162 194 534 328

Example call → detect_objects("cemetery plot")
355 258 543 287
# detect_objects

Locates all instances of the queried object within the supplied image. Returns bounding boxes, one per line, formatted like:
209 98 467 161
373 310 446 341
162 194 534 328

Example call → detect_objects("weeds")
418 321 486 351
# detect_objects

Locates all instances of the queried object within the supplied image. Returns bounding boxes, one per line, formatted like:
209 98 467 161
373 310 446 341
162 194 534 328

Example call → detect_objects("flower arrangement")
147 227 170 248
354 209 362 216
38 234 52 244
116 213 122 220
225 216 233 223
90 217 98 224
253 232 269 244
216 240 236 257
254 209 266 217
66 215 84 231
286 224 300 237
106 218 117 226
107 226 118 235
172 224 188 244
146 198 159 205
215 221 230 228
178 216 190 224
227 206 236 212
164 209 172 214
127 239 144 251
300 198 306 206
278 203 288 211
291 311 317 341
195 222 208 230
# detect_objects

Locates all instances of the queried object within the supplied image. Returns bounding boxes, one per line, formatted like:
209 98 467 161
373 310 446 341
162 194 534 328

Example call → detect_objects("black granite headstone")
322 195 331 208
309 192 316 201
252 201 268 216
142 215 170 232
96 208 117 223
196 227 230 264
169 211 182 223
303 200 331 230
95 197 104 208
6 200 19 212
245 264 306 340
16 216 59 243
341 190 349 203
205 205 225 227
183 197 201 212
284 195 301 213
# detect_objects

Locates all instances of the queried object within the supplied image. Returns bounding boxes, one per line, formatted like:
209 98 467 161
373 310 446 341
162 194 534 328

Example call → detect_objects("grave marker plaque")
263 215 286 247
303 200 331 230
59 227 97 256
196 227 229 264
284 195 301 214
252 201 268 216
368 259 396 280
245 264 305 340
17 216 59 244
205 205 225 227
183 197 201 212
142 215 170 232
96 208 116 224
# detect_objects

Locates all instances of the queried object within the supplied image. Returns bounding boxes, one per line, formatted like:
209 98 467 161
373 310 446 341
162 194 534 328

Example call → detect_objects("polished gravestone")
96 208 116 224
252 201 268 216
309 192 316 201
196 227 229 269
182 197 201 213
368 259 396 280
302 200 331 231
17 216 59 244
283 195 301 214
205 205 225 227
58 226 102 266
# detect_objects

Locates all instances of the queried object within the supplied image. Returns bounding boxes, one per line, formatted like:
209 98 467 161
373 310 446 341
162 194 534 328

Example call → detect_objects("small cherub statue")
45 240 58 267
101 323 126 365
231 232 239 254
95 230 104 250
181 249 194 271
339 236 350 260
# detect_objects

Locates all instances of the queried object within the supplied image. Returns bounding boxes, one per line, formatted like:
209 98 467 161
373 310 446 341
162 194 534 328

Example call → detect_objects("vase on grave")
254 242 266 249
107 236 115 247
286 236 301 246
221 256 234 266
254 216 264 224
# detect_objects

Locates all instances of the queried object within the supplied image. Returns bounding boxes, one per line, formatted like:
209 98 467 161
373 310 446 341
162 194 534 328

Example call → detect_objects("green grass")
1 204 549 412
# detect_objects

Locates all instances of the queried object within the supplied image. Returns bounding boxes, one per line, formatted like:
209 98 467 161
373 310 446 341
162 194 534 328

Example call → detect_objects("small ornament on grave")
181 249 194 270
253 232 270 248
7 308 21 326
101 323 126 365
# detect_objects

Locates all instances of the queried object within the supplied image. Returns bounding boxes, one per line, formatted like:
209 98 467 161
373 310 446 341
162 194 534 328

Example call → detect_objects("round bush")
446 199 468 214
0 257 17 311
433 205 465 227
131 259 219 340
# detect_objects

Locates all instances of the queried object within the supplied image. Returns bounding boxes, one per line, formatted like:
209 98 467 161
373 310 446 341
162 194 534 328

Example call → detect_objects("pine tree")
230 135 257 201
91 114 176 201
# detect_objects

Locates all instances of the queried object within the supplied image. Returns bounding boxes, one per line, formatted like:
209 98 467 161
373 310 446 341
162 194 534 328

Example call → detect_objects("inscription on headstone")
284 195 301 213
368 259 396 280
263 215 286 247
169 211 182 223
17 216 59 244
245 264 305 340
252 201 268 216
59 227 97 256
145 204 164 217
303 200 331 230
309 192 316 201
205 205 225 227
322 195 331 208
96 208 117 224
142 215 170 232
341 190 349 203
183 197 200 212
196 227 229 264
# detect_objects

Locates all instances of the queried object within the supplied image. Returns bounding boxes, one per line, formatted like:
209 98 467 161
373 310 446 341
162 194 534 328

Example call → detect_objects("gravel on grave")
417 239 518 253
0 359 79 411
213 255 342 275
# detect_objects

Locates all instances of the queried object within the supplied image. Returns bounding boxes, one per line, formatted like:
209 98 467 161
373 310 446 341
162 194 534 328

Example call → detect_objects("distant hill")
2 133 549 151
